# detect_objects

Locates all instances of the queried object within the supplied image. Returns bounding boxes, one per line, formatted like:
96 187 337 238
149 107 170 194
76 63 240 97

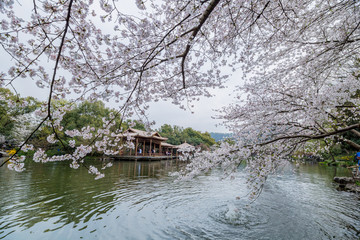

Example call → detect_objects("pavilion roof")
121 128 168 141
176 142 195 149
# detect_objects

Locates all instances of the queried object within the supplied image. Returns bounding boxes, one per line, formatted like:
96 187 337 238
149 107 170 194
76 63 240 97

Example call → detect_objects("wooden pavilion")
115 128 197 160
118 128 177 158
176 142 195 150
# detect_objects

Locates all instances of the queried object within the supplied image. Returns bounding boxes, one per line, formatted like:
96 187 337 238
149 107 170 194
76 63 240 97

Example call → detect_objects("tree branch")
342 138 360 151
179 0 221 89
47 0 74 117
259 123 360 146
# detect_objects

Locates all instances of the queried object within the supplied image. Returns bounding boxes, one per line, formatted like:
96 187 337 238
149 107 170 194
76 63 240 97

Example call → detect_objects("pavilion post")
135 138 138 156
149 139 152 156
142 139 145 156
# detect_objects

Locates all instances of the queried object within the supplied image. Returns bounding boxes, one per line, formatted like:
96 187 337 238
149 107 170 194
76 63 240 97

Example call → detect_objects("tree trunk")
343 138 360 151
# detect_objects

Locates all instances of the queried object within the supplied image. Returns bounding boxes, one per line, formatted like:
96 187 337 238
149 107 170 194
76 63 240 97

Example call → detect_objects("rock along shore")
334 177 360 193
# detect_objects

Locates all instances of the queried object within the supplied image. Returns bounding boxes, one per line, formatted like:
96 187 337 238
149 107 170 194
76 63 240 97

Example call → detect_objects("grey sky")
147 77 238 133
10 71 238 133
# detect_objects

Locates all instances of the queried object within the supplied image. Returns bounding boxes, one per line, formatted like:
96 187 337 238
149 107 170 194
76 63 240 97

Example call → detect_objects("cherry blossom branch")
259 123 360 146
0 116 49 168
0 0 74 168
47 0 74 117
2 33 64 86
179 0 221 89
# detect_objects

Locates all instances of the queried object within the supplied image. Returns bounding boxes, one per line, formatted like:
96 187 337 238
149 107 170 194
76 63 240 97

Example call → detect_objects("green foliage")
0 88 22 137
29 100 124 149
327 144 343 157
337 155 355 161
158 124 182 145
331 161 353 167
62 100 114 130
318 153 356 167
0 103 13 138
17 149 35 161
158 124 215 147
331 81 360 152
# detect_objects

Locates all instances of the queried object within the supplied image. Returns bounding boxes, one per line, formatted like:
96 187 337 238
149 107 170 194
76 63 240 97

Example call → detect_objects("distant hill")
210 132 233 142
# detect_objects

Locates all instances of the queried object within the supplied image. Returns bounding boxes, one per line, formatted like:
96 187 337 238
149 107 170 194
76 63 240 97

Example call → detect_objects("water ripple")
0 160 359 240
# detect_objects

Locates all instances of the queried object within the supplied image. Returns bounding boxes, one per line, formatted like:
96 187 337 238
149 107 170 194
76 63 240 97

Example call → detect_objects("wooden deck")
111 155 177 161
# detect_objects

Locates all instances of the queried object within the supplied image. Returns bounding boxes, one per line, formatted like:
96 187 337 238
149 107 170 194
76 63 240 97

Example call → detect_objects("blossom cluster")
7 155 26 172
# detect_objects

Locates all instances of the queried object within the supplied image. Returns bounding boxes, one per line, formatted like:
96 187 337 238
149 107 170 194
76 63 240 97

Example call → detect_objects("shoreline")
334 176 360 193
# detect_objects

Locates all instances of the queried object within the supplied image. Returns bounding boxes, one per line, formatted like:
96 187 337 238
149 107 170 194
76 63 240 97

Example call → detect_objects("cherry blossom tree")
0 0 359 196
174 0 360 198
0 88 40 146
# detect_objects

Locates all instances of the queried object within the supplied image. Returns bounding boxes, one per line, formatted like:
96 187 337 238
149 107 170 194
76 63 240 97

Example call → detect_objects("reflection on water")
0 158 359 240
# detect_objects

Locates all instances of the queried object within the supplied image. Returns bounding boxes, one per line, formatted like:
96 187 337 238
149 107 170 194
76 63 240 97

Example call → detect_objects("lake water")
0 158 359 240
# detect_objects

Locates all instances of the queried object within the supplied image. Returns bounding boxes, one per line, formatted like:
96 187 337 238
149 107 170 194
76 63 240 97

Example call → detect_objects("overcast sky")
2 1 242 134
10 71 240 133
147 77 239 133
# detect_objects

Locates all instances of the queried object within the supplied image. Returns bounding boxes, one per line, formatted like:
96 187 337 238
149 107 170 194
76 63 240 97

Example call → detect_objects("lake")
0 158 359 240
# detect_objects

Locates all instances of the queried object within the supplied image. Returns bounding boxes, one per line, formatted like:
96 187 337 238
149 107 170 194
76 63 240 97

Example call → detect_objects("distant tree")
62 101 118 130
30 100 124 151
182 128 215 147
123 120 146 131
158 124 180 145
158 125 215 147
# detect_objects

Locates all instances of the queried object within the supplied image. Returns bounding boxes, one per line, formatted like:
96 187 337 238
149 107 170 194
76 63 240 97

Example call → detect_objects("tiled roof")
176 142 194 149
121 128 168 141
